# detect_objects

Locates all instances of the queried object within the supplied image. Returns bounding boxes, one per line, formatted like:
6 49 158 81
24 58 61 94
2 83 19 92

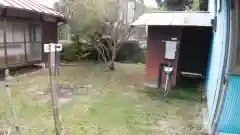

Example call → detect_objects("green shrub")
59 40 73 46
116 41 146 64
132 50 146 64
60 41 91 61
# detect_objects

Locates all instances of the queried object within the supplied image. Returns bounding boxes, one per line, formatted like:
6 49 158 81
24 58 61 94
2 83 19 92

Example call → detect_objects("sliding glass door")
0 21 5 68
0 19 43 67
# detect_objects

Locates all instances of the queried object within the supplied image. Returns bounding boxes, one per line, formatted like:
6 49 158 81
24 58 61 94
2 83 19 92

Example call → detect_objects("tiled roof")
0 0 64 18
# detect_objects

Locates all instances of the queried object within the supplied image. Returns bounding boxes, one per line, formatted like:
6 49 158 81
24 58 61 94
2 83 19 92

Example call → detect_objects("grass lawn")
0 62 202 135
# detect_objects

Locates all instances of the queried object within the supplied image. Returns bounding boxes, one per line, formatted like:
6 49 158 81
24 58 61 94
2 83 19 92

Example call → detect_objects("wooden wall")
42 22 58 62
145 26 182 88
0 7 59 68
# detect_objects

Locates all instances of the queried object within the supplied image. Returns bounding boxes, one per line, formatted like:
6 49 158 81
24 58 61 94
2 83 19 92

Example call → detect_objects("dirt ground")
0 62 203 135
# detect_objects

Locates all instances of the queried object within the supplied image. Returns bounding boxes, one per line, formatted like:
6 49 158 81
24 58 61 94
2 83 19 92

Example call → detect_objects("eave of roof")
131 11 212 27
0 0 66 21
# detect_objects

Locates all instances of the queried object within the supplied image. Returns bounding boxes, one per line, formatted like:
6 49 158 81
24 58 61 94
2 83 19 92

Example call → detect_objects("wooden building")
0 0 65 69
132 12 212 88
133 1 240 134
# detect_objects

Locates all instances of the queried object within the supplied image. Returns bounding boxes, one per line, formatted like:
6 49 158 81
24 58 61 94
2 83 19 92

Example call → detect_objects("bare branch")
81 0 133 70
116 27 132 51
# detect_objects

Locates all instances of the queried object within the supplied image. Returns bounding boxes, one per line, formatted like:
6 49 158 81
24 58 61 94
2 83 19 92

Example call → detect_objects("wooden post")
5 69 23 135
3 9 8 66
23 26 27 63
48 45 61 135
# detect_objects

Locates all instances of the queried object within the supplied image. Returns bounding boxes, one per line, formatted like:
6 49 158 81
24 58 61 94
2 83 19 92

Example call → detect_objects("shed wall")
0 8 59 68
145 26 182 88
0 19 43 68
206 0 240 133
218 75 240 133
42 22 58 62
205 0 228 130
217 0 240 133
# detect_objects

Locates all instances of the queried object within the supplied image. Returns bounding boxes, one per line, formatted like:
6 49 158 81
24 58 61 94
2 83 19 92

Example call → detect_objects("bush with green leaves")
60 40 91 61
132 49 146 64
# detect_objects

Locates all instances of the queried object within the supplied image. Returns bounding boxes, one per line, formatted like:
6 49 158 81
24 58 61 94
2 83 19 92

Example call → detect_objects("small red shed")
132 12 212 88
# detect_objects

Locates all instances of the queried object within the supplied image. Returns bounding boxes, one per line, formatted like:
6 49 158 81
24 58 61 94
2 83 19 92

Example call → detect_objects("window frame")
230 0 240 74
6 22 26 45
29 23 41 43
4 19 42 65
0 20 4 45
0 20 5 67
217 0 222 12
27 23 42 61
5 21 28 65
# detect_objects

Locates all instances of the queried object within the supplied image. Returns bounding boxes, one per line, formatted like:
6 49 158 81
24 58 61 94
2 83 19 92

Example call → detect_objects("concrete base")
201 132 240 135
201 107 211 134
34 63 46 68
144 82 158 88
201 108 240 135
218 133 240 135
160 84 173 90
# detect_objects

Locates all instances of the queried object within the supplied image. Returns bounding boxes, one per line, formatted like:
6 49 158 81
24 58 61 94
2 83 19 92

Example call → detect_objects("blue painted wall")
218 75 240 133
216 0 240 132
207 0 240 133
206 0 228 125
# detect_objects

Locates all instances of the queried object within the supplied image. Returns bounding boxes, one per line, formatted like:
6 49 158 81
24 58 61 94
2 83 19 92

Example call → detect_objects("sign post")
44 43 62 135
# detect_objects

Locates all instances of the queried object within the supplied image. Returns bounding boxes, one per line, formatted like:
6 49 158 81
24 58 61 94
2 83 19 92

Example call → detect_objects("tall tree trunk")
108 0 120 71
109 46 117 70
109 61 115 70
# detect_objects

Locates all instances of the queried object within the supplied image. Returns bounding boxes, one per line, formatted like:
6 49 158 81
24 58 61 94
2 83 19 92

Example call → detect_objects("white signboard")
127 2 135 23
44 43 63 53
165 41 177 60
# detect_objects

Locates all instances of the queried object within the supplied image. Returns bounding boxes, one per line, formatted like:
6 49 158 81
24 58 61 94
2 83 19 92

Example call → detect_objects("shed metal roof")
131 11 212 27
0 0 64 18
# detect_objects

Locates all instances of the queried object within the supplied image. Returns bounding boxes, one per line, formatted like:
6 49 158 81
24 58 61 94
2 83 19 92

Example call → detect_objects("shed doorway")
178 27 213 87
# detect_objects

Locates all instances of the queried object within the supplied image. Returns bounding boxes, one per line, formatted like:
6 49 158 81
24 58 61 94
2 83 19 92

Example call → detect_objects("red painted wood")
145 26 182 87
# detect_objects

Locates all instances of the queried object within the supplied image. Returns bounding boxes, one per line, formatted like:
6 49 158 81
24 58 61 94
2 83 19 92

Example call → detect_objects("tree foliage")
185 0 202 11
154 0 204 11
85 0 132 70
57 0 113 34
57 0 143 70
159 3 168 11
155 0 163 7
